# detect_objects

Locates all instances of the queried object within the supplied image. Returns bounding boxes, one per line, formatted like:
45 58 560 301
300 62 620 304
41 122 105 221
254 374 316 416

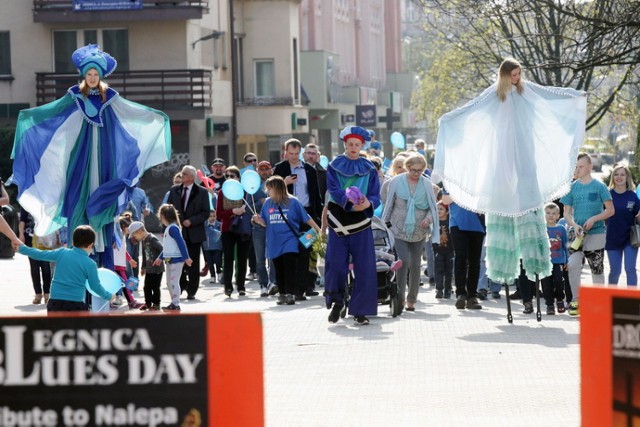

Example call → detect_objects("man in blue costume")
11 45 171 268
325 126 381 325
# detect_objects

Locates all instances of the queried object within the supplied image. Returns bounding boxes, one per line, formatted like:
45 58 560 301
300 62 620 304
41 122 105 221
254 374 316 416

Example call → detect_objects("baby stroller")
342 217 403 318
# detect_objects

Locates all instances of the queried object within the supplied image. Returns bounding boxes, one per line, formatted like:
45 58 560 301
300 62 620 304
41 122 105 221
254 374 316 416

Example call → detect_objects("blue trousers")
324 228 378 317
607 245 638 285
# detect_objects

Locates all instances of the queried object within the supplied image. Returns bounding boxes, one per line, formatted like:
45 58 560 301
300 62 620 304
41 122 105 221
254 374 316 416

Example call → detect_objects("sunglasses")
245 158 257 163
225 174 237 178
408 168 423 174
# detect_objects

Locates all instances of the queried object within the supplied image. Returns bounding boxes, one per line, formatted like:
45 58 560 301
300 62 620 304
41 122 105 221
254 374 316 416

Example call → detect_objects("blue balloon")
374 203 383 218
241 170 261 195
390 132 405 149
222 179 245 201
86 267 123 297
320 155 329 168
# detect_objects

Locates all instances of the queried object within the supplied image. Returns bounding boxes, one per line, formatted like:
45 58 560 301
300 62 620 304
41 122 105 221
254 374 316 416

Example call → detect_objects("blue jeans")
607 245 638 285
252 225 274 288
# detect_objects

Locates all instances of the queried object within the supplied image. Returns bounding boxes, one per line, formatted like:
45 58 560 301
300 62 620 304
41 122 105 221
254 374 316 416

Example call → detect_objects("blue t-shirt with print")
560 179 612 234
448 203 485 233
547 225 568 264
261 197 311 259
606 190 640 250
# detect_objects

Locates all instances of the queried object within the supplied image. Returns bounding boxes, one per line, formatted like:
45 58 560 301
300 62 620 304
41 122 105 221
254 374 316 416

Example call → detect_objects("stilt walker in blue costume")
433 58 586 285
325 126 381 325
11 45 171 268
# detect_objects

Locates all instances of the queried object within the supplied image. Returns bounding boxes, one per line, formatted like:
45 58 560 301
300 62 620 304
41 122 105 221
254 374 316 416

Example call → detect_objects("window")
53 29 129 73
254 59 274 97
0 32 10 76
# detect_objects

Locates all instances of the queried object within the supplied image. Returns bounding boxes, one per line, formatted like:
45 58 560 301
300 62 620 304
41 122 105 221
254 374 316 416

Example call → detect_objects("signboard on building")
0 313 263 426
73 0 143 11
356 105 376 128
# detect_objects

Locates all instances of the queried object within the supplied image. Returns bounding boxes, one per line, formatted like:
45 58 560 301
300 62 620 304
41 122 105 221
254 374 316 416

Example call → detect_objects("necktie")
181 186 188 211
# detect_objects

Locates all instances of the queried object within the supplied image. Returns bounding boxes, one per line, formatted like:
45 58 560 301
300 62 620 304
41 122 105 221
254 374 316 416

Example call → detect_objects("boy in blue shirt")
15 225 114 313
542 202 568 315
560 153 614 315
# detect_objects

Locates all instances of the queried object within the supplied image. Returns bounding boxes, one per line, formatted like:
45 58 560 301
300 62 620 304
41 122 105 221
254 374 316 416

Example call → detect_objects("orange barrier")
581 286 640 427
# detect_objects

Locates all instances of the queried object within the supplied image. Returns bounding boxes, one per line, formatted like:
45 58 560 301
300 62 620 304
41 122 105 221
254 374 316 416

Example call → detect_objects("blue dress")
11 85 171 267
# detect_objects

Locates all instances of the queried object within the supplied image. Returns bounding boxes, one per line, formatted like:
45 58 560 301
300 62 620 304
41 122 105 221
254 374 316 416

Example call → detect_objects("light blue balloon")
86 267 123 297
390 132 405 149
374 203 383 218
241 170 261 195
222 179 245 201
320 155 329 168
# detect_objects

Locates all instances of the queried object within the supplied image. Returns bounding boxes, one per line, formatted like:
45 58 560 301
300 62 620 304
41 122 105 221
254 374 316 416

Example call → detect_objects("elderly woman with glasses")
381 154 439 312
215 166 252 297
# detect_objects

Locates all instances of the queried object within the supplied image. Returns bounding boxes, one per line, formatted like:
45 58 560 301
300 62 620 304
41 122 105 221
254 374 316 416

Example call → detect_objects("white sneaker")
113 296 125 306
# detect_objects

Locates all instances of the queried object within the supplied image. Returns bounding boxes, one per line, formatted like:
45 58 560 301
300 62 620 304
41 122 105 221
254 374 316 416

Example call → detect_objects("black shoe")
466 297 482 309
455 295 466 309
305 290 319 297
238 290 246 296
354 316 370 325
328 303 342 323
435 289 444 299
492 291 501 299
187 294 196 300
285 294 295 305
477 289 488 300
276 295 286 305
444 290 452 299
224 289 232 297
268 285 279 296
523 302 534 314
510 290 522 300
295 295 307 301
546 305 555 315
260 291 269 298
162 303 181 312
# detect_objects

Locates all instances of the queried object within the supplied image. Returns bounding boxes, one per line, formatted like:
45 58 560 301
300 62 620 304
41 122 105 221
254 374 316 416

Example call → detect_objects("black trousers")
47 299 88 314
180 237 202 297
29 258 51 294
450 227 485 298
541 263 565 306
273 252 298 295
144 272 164 306
221 232 251 293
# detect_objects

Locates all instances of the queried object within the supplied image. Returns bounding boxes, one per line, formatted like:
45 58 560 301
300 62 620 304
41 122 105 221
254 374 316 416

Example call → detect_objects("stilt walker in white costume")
433 58 587 285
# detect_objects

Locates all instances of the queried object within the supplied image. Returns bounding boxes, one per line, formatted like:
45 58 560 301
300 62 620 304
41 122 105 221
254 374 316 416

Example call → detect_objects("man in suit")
167 165 210 299
274 138 323 299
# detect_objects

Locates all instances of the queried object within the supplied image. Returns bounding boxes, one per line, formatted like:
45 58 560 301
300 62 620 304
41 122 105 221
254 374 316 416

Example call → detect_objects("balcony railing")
33 0 209 22
36 69 211 118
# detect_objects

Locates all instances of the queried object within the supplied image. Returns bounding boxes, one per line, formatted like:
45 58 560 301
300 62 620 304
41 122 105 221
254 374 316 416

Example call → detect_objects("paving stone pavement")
3 250 628 426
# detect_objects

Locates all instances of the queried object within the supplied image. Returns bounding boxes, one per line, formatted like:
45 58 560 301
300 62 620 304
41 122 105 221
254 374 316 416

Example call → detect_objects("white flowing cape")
433 81 587 216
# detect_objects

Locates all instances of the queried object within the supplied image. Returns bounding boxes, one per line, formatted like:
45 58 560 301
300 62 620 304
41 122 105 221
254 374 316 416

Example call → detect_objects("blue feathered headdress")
72 44 117 79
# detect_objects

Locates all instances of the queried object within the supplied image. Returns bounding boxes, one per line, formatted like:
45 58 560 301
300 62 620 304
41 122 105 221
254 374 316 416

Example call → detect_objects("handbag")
630 224 640 248
277 205 317 250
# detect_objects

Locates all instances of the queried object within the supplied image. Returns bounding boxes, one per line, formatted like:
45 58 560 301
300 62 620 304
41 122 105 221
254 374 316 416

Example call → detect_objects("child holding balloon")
14 225 115 313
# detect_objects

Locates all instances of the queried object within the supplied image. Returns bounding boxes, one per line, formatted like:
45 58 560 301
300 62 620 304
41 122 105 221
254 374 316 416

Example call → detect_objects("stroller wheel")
390 295 402 317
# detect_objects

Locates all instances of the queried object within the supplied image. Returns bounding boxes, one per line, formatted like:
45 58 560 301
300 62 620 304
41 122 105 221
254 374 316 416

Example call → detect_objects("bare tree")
412 0 640 131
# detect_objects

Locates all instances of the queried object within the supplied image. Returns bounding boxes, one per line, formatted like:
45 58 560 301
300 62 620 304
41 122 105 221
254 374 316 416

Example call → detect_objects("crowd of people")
3 50 639 324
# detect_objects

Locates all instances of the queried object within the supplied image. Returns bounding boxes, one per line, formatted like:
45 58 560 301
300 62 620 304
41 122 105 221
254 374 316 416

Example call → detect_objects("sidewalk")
0 252 616 426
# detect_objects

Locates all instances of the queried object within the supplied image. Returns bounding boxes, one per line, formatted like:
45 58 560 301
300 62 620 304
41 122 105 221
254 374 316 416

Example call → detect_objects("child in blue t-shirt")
542 202 568 314
202 210 222 282
252 176 320 306
16 225 114 313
